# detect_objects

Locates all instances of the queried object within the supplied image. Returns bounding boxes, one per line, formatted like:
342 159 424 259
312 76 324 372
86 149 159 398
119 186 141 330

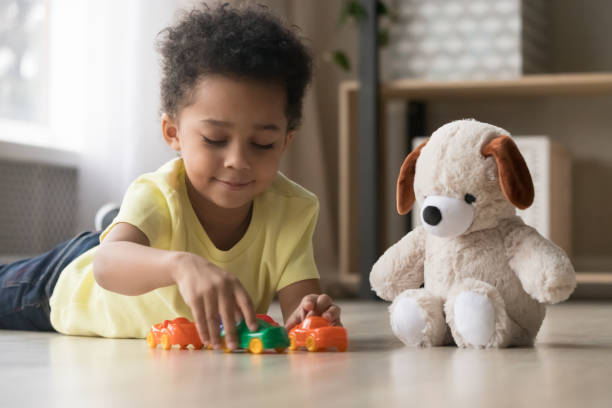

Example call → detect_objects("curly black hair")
157 3 313 131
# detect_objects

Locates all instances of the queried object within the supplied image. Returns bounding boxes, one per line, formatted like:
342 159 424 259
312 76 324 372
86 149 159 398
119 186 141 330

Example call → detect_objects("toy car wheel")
146 332 156 349
289 334 298 351
306 335 318 352
221 339 232 353
161 334 172 350
248 338 264 354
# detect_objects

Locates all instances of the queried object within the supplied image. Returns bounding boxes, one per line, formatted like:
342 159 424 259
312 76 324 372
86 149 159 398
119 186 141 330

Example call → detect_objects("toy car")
221 314 290 354
146 317 203 350
288 316 348 352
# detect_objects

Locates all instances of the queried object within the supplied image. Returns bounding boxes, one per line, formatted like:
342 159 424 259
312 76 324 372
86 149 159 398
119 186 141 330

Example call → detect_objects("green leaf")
332 50 351 72
376 1 389 17
378 28 390 47
340 0 368 25
378 1 399 22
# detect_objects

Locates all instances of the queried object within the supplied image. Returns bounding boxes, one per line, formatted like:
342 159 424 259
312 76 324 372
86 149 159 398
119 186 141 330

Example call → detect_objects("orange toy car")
288 316 348 352
146 317 203 350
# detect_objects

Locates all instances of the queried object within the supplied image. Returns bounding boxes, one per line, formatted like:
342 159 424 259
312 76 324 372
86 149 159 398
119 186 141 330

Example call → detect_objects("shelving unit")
338 72 612 292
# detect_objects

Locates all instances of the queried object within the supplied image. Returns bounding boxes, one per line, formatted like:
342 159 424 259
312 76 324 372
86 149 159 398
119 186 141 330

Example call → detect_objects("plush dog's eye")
464 193 476 204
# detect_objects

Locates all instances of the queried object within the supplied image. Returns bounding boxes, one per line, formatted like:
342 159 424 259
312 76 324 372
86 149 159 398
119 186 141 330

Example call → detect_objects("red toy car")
146 317 203 350
147 314 282 351
288 316 348 352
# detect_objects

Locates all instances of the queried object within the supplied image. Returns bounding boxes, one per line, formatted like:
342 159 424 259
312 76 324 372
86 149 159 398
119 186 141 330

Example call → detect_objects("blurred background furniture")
339 73 612 298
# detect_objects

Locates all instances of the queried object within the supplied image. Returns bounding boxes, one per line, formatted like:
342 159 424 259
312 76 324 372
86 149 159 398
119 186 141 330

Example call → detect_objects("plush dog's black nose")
423 206 442 226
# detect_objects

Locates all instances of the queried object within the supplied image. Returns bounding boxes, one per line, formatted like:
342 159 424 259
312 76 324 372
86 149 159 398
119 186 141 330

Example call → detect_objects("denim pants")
0 231 101 331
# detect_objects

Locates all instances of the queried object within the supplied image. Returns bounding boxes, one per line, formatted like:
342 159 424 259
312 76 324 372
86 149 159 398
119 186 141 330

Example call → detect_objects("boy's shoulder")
130 158 184 192
266 172 318 205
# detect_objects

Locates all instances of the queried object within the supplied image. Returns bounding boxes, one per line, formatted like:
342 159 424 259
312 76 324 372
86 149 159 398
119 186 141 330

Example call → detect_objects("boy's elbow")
92 248 111 289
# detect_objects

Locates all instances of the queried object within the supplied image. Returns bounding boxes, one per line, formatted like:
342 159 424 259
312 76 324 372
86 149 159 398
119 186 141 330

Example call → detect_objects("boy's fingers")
314 294 332 314
301 294 318 311
218 287 237 349
203 289 221 348
284 310 301 330
322 304 341 324
191 297 210 345
235 286 258 332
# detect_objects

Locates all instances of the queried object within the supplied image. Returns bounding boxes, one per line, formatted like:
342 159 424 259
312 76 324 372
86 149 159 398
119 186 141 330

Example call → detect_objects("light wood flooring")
1 300 611 408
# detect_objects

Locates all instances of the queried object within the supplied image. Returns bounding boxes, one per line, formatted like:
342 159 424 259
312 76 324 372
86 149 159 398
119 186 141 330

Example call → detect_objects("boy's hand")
172 252 258 350
284 293 342 330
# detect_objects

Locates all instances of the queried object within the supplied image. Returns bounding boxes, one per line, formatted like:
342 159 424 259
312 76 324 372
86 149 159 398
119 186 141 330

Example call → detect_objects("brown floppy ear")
397 139 429 215
481 135 534 209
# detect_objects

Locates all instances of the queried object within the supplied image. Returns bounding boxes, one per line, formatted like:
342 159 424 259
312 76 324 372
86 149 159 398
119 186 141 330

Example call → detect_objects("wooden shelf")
341 72 612 101
576 272 612 285
339 72 612 285
574 272 612 299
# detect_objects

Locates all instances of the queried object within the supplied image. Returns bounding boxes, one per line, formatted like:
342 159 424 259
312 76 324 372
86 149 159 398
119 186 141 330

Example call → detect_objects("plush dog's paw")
540 279 576 304
453 291 496 347
390 290 448 346
390 297 427 346
533 261 576 304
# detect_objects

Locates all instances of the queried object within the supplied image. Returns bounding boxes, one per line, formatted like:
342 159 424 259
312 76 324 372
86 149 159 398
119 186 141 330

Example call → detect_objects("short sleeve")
276 197 320 290
100 179 172 249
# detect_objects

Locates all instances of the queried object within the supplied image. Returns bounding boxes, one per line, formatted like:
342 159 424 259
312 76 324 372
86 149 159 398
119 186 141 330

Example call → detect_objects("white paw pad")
390 297 427 346
454 291 495 347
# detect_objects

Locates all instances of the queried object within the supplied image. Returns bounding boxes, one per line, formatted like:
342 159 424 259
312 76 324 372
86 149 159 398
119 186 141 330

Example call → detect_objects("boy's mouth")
215 178 254 190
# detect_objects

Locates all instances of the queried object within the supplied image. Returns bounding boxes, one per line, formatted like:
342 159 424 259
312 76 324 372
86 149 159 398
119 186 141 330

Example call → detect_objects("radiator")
0 159 78 261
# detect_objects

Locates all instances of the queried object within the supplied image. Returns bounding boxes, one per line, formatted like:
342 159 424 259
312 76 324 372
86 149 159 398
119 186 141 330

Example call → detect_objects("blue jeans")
0 231 101 331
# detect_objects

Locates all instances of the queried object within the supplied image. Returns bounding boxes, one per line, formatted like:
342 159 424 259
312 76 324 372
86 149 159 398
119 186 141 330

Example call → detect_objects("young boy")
0 4 341 351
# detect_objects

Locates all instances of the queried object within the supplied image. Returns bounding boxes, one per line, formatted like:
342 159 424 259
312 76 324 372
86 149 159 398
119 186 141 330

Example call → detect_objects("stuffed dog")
370 119 576 348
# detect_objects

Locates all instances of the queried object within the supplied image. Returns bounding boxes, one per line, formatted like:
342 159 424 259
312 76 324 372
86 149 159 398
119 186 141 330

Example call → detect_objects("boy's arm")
278 278 321 322
278 279 341 329
93 222 179 294
93 222 258 349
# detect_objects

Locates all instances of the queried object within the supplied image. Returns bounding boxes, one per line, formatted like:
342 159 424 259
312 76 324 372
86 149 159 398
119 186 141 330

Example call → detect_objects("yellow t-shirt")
49 158 319 338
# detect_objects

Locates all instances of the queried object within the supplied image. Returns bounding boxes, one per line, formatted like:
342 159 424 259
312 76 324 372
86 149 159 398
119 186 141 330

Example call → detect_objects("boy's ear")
282 130 295 151
161 113 181 151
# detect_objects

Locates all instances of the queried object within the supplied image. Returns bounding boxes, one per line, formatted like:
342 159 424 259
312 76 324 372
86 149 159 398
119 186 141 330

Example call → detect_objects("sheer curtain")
49 0 178 231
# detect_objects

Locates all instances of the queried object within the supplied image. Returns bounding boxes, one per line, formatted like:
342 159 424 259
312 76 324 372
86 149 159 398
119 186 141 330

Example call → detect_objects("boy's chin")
211 192 255 210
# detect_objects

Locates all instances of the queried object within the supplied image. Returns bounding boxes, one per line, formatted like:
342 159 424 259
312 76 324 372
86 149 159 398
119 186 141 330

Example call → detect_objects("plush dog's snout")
421 195 475 238
423 206 442 226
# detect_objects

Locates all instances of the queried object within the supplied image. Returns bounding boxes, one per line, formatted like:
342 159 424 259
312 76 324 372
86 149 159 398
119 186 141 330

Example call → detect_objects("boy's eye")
202 136 226 146
252 142 274 150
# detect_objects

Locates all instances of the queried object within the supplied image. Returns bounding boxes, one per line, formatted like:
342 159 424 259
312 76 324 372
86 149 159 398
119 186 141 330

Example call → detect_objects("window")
0 0 49 144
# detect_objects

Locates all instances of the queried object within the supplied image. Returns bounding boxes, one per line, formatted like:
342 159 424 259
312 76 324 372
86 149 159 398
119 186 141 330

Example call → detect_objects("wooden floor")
1 300 611 407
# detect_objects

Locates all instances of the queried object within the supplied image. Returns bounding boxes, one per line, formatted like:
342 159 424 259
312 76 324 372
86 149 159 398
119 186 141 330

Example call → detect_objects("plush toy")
370 119 576 348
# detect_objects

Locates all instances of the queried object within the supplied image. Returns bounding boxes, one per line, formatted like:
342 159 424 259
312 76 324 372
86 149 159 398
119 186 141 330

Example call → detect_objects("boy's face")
162 75 294 210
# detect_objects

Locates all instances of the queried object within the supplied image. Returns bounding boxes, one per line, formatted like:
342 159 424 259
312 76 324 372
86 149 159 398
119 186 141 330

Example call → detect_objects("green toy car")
221 314 290 354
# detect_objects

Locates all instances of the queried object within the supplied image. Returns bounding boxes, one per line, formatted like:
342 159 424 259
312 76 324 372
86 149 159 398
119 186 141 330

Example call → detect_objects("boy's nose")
224 142 250 170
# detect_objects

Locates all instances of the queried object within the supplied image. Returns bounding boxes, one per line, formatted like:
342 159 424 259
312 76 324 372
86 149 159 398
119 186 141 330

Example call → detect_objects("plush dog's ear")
397 139 429 215
481 135 534 209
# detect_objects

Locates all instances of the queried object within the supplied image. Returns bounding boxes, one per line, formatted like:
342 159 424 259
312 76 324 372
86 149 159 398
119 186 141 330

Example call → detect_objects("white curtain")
49 0 178 231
